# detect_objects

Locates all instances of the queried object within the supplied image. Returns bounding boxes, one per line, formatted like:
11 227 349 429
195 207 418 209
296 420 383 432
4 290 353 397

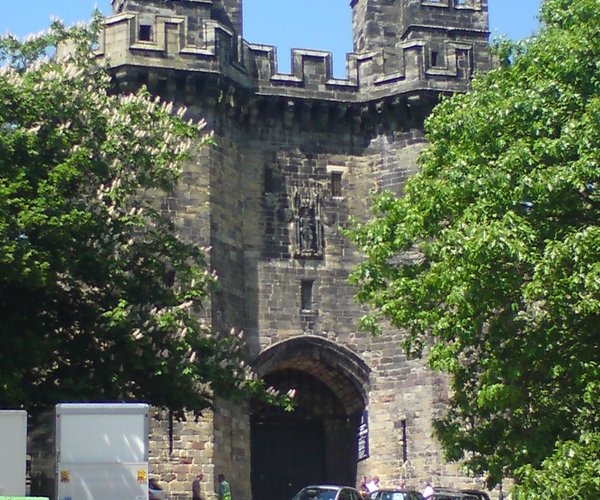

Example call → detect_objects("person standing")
421 482 434 499
359 475 370 498
366 476 380 493
192 473 203 500
218 473 232 500
148 478 168 500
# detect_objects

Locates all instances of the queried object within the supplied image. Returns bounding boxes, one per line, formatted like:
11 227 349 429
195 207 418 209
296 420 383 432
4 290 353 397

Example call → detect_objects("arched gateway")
251 337 370 500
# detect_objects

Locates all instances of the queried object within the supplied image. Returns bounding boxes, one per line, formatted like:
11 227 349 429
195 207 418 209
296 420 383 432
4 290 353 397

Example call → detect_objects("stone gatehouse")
99 0 493 498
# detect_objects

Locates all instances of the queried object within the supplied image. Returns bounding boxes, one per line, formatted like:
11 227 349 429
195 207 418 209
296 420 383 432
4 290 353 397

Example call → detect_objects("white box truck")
0 410 27 496
29 403 149 500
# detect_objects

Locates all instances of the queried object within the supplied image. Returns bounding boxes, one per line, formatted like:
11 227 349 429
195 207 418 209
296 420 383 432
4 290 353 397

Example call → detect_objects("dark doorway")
251 369 361 500
251 419 326 500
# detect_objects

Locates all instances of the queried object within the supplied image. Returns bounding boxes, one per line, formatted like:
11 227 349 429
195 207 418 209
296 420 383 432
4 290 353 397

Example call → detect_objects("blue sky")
2 0 541 77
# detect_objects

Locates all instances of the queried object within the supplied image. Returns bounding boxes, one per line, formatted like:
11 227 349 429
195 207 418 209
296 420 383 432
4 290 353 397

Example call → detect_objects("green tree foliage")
514 433 600 498
0 20 284 414
346 0 599 492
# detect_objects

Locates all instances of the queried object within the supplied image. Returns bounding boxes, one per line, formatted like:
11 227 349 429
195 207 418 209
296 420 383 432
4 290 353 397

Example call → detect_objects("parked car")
368 488 424 500
427 487 489 500
291 484 363 500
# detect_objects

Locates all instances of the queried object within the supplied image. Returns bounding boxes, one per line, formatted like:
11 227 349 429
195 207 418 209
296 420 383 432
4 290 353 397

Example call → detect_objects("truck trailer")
29 403 150 500
0 410 27 496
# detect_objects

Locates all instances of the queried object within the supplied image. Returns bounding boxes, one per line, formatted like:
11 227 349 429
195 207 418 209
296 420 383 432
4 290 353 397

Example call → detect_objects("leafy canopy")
0 19 287 415
346 0 599 491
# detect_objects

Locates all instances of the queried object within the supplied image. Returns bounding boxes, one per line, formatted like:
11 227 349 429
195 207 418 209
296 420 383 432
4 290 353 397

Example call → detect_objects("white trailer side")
30 403 149 500
0 410 27 496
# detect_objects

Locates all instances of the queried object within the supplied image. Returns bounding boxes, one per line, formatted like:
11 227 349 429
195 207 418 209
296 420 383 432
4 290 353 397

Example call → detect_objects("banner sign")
357 410 369 461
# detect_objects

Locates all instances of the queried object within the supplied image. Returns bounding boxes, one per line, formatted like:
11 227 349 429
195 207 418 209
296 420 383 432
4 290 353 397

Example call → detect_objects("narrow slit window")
401 419 408 462
157 78 168 95
301 280 313 312
264 167 275 193
431 51 439 67
139 25 153 41
331 172 342 197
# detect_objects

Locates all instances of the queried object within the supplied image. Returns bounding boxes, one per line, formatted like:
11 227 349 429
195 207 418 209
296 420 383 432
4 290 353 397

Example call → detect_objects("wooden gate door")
251 418 326 500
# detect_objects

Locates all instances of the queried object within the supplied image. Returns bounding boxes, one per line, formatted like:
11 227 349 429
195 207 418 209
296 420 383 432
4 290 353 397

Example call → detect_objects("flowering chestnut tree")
346 0 599 494
0 19 279 414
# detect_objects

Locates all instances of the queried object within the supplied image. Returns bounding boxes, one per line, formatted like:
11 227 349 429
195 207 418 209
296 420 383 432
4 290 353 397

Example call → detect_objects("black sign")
357 410 369 461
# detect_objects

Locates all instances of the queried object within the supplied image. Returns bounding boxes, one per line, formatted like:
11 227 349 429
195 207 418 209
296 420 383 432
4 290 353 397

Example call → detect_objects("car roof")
430 489 481 500
376 489 419 492
300 485 361 492
460 489 490 500
301 485 344 490
432 487 488 495
369 491 424 500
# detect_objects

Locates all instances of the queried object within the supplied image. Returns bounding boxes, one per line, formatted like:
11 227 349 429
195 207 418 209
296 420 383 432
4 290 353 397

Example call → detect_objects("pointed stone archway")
250 336 370 500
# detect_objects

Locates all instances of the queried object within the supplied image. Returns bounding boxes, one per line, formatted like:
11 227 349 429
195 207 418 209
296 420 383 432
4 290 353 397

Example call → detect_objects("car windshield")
380 493 409 500
294 487 339 500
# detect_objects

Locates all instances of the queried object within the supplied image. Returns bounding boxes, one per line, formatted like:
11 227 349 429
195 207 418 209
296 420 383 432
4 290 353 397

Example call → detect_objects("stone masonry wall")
147 107 491 497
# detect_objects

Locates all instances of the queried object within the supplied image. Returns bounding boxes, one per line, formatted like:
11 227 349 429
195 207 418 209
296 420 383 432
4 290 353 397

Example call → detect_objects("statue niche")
292 184 326 259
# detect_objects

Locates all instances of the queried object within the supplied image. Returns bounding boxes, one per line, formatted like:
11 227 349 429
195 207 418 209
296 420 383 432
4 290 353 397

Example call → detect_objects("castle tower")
111 0 242 36
352 0 489 75
97 2 495 499
352 0 489 50
352 0 403 53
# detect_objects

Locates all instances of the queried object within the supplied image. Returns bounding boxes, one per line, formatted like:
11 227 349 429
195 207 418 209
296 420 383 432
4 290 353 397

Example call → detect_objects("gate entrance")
250 337 370 500
251 414 326 500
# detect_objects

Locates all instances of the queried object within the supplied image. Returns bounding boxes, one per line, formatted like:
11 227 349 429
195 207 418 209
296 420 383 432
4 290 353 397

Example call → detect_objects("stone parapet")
97 6 491 104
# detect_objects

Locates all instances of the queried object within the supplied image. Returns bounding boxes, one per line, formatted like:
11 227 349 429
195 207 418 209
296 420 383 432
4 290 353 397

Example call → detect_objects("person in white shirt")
366 476 380 493
421 482 434 499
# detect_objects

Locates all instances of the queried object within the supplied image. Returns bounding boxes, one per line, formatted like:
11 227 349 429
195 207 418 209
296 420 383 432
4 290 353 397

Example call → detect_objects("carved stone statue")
291 182 330 259
298 207 316 252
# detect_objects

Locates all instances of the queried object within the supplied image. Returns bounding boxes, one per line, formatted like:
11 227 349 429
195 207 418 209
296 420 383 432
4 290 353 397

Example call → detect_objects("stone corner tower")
98 1 496 500
351 0 490 80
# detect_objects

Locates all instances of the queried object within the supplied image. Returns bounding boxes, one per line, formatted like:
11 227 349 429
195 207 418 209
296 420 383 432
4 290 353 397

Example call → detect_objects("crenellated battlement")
98 1 491 104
